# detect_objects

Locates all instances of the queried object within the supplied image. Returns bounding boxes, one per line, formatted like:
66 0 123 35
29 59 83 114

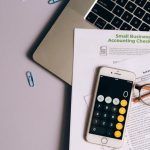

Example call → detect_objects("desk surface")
0 1 71 150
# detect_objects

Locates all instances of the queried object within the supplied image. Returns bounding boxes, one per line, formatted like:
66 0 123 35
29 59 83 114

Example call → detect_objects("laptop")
33 0 150 85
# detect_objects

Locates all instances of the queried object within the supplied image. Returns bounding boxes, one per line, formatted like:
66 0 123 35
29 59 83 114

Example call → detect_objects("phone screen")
89 75 133 140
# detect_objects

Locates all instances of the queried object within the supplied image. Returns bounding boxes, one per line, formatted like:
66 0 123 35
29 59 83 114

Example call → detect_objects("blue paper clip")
26 71 34 87
48 0 61 4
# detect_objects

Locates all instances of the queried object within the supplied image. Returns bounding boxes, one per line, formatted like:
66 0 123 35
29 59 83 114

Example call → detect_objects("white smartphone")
86 66 136 148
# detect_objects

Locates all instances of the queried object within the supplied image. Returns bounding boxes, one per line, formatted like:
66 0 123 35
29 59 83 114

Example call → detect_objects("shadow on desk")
59 84 71 150
26 0 69 60
26 1 72 149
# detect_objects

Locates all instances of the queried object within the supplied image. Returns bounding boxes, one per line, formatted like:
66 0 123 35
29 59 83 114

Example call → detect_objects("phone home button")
101 137 108 144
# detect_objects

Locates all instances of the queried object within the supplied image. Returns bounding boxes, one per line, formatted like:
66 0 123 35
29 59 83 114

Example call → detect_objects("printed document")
70 29 150 150
115 56 150 150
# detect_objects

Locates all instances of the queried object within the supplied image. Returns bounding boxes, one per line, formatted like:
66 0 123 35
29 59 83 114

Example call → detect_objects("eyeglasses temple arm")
133 92 150 103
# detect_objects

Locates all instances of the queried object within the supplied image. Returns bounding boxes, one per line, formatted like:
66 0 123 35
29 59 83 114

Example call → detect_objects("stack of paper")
70 29 150 150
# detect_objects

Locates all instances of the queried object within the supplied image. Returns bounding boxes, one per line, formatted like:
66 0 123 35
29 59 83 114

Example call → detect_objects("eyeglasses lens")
140 85 150 105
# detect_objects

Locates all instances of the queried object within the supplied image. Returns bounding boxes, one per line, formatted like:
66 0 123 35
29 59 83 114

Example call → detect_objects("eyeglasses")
133 84 150 106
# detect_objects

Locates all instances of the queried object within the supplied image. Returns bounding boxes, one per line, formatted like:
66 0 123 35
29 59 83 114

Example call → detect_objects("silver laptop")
33 0 150 85
33 0 95 85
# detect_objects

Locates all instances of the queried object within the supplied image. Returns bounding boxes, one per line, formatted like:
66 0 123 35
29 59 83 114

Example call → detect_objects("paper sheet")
70 29 150 150
115 56 150 150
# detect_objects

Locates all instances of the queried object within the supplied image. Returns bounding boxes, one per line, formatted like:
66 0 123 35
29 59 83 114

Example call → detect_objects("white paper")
114 56 150 150
70 29 150 150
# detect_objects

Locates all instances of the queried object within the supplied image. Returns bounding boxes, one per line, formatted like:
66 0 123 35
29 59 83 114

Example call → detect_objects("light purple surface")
0 1 70 150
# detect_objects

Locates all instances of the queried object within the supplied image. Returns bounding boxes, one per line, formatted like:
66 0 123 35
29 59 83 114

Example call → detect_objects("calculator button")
104 105 110 111
102 113 109 118
119 107 126 115
92 118 100 125
110 114 117 120
96 103 103 110
97 127 106 135
97 95 104 102
94 111 101 117
111 106 118 113
117 115 125 122
107 129 114 137
91 126 97 133
100 120 107 127
92 127 106 135
105 96 112 104
116 123 123 130
120 100 128 107
108 122 115 128
114 130 122 138
113 98 120 105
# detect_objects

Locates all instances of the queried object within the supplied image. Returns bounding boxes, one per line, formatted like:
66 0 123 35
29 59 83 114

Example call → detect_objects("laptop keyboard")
85 0 150 31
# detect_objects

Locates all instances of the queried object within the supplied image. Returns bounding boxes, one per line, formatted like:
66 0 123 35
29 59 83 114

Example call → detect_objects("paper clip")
48 0 61 4
26 71 34 87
